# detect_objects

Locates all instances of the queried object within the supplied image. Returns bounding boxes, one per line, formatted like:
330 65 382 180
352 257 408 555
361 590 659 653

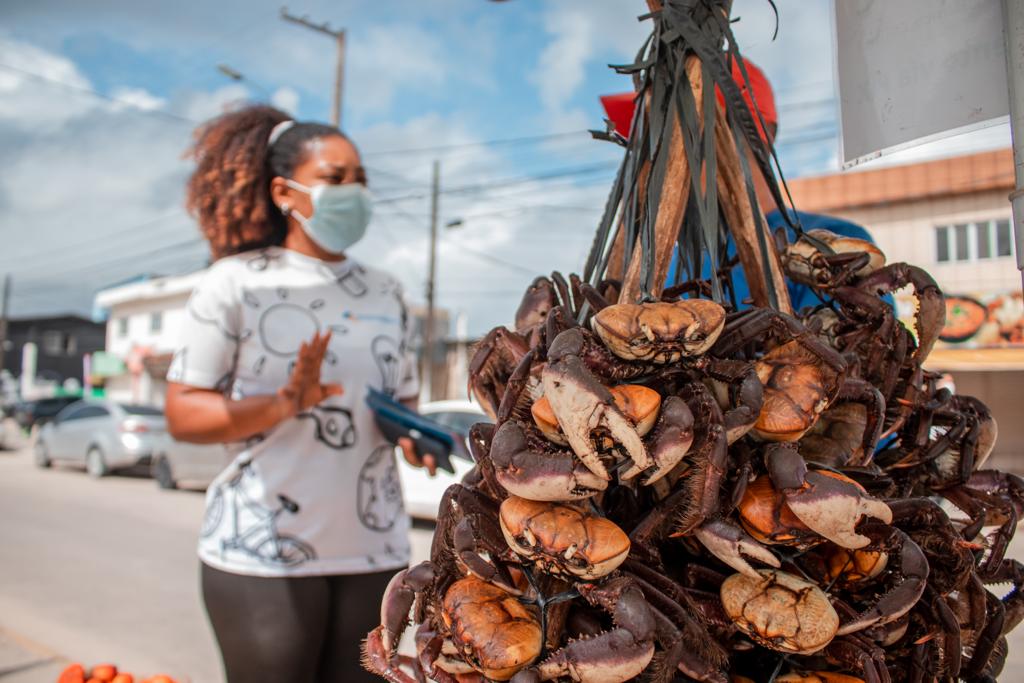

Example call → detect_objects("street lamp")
215 64 271 100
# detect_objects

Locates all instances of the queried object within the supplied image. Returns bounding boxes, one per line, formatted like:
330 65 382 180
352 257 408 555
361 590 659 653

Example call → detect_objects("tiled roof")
787 148 1015 213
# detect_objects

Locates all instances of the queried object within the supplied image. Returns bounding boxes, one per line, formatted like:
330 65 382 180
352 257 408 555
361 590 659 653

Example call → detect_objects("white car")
397 399 490 520
152 439 233 490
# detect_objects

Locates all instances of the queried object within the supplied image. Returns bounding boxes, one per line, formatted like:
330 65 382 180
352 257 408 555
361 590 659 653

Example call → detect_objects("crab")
469 326 532 420
591 298 726 363
498 496 631 580
720 568 840 654
819 525 929 636
782 228 886 291
366 571 543 682
738 444 892 550
708 308 883 446
509 575 657 683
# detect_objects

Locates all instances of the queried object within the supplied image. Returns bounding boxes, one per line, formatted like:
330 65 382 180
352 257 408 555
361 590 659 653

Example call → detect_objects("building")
787 148 1022 468
93 269 449 405
1 315 105 396
93 271 205 406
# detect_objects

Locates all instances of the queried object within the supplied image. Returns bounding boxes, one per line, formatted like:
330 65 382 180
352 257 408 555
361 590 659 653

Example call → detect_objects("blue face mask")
285 180 373 254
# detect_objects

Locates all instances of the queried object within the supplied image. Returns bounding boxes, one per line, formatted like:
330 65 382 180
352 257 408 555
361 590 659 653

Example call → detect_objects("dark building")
1 315 105 385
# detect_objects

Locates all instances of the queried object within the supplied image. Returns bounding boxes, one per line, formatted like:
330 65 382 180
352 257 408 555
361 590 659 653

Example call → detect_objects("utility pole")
423 160 440 401
0 275 10 375
280 7 346 127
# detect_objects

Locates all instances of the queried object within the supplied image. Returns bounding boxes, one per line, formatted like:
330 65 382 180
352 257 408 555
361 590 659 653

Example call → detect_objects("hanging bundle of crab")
363 1 1024 682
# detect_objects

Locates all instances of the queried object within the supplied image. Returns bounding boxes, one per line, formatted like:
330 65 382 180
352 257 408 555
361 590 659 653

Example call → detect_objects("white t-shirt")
167 246 417 577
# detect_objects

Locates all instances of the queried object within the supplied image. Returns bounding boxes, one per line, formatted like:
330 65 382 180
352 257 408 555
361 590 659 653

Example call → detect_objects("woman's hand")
397 437 437 477
276 331 344 419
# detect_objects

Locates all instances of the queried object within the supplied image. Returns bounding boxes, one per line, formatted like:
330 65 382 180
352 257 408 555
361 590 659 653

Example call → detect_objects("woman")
166 104 434 682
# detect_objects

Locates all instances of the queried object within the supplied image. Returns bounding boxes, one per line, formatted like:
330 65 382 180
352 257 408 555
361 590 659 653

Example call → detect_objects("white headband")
268 120 296 146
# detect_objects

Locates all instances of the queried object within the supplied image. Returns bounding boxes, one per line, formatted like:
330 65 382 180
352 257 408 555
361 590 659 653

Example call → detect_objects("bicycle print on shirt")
202 458 316 568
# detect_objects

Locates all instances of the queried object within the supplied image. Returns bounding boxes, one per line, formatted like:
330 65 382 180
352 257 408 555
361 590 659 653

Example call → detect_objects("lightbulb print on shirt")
241 287 346 375
357 445 404 532
297 405 356 450
371 335 401 396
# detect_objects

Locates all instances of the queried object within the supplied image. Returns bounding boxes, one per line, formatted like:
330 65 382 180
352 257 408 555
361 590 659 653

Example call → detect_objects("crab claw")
490 420 608 501
694 518 780 579
541 355 649 480
379 561 435 657
766 444 892 549
636 395 694 485
361 625 420 683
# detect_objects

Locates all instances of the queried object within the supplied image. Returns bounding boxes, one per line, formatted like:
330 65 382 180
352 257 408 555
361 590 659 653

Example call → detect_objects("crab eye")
516 534 532 548
570 556 587 568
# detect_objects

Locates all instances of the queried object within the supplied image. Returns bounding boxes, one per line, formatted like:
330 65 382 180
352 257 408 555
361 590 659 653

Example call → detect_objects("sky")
0 0 1012 338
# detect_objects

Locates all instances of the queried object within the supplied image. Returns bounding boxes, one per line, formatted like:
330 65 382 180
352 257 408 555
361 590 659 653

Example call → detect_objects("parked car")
396 399 491 520
152 440 232 490
14 396 80 432
35 400 166 477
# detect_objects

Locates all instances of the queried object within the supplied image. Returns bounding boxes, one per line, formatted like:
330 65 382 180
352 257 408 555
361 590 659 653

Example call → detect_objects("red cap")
600 56 777 143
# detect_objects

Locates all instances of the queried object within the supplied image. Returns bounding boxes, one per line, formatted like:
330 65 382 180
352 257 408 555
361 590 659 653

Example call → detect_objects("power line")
363 130 591 157
0 63 197 126
0 209 189 269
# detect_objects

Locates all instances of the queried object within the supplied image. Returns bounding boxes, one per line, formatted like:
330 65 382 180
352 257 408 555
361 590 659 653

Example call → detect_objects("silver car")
35 400 166 477
151 440 231 490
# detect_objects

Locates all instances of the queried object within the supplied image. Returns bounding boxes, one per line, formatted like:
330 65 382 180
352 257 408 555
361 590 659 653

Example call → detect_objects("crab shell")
440 576 542 680
823 545 889 586
498 496 630 580
753 341 837 441
592 299 726 363
776 673 867 683
736 476 819 548
720 569 839 655
531 384 661 446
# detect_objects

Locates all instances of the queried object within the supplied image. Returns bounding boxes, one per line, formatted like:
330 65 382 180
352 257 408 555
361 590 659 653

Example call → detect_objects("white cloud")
0 37 96 130
531 1 649 133
270 86 300 115
110 87 167 112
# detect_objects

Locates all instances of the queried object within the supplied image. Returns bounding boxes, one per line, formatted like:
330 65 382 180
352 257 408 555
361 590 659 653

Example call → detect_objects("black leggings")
201 562 398 683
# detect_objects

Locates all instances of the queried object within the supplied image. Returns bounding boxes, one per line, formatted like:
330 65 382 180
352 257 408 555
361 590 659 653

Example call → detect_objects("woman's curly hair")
185 104 345 259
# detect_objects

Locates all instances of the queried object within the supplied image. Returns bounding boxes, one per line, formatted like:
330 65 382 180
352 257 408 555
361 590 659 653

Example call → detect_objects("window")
121 404 163 416
997 219 1013 257
976 221 992 259
954 224 969 261
117 318 129 338
935 219 1014 262
936 226 950 262
150 312 163 334
41 330 64 355
66 335 77 355
76 405 109 420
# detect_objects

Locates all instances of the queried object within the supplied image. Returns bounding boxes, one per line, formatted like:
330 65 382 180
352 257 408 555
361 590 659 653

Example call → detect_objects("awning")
924 348 1024 372
90 351 126 378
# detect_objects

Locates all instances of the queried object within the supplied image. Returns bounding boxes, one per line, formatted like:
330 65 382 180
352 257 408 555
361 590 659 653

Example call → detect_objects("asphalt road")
0 437 431 683
2 428 1023 682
